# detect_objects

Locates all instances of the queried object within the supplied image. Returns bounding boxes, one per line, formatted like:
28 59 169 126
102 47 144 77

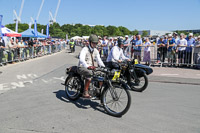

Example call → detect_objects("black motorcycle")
62 66 131 117
105 60 153 92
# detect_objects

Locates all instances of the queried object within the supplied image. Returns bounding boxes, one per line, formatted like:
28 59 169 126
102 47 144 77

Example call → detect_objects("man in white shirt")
177 33 187 65
78 34 105 98
106 38 130 69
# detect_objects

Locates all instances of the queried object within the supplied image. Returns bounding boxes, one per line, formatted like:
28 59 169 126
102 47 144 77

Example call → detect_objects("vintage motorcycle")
105 59 153 92
62 66 131 117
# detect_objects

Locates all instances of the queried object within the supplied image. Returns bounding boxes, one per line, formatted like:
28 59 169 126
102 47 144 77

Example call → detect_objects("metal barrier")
104 45 200 68
152 45 200 68
0 43 67 66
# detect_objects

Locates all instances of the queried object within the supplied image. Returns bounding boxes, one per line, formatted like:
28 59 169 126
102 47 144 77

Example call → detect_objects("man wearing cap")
157 36 167 63
186 33 195 65
123 35 131 58
167 34 176 66
107 38 130 69
78 34 105 98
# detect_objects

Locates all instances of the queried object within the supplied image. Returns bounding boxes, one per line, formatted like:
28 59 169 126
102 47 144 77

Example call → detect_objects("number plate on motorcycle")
112 71 120 81
135 59 138 64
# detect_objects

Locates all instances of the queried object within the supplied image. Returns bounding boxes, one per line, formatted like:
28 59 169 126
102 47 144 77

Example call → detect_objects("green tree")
132 29 139 35
80 25 91 36
142 30 148 37
118 26 130 36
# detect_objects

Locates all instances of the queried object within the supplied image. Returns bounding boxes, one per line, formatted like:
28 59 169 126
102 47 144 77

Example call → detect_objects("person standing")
157 36 167 63
108 37 114 50
28 40 33 58
0 37 5 64
134 35 142 63
23 40 28 59
186 33 195 66
177 33 187 66
131 35 137 59
173 32 179 64
194 36 200 68
143 38 151 66
18 39 25 60
123 35 131 58
14 39 19 61
167 34 176 66
101 37 108 59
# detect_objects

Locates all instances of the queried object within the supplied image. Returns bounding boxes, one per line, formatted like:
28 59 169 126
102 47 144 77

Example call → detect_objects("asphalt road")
0 47 200 133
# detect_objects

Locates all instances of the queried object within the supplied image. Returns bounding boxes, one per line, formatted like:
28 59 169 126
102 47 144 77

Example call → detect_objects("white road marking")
160 74 179 76
53 76 65 81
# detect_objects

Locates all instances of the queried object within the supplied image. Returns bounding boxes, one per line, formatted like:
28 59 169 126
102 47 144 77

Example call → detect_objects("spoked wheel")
102 84 131 117
65 76 82 100
130 74 148 92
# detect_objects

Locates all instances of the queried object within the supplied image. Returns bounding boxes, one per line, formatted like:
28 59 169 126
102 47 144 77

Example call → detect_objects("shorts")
77 67 103 79
168 50 175 59
134 50 141 56
77 67 93 79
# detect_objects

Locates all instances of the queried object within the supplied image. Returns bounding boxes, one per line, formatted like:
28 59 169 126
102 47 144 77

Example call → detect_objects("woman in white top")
143 38 151 65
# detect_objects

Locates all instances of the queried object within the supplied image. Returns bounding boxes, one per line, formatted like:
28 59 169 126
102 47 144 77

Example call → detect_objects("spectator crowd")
0 32 200 69
0 37 67 65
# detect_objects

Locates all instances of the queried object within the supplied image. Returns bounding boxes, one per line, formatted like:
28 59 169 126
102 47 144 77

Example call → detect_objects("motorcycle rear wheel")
130 74 148 92
64 75 82 100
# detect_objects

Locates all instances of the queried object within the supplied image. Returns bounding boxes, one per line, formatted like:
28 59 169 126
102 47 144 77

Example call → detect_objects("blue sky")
0 0 200 31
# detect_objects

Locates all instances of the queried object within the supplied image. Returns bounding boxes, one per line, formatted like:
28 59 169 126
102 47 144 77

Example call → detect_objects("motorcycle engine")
88 81 100 97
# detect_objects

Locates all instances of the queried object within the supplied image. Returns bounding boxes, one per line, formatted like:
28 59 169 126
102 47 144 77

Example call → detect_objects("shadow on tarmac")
53 90 108 115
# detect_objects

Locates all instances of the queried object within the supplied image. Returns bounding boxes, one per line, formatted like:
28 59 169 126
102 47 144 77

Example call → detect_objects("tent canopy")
1 25 21 37
20 28 47 38
71 36 82 40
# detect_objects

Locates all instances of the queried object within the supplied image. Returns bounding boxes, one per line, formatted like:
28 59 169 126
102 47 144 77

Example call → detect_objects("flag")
0 15 3 37
34 19 38 37
46 24 49 37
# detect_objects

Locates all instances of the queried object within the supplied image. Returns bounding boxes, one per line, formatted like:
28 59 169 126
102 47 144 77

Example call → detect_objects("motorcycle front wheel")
130 74 148 92
102 84 131 117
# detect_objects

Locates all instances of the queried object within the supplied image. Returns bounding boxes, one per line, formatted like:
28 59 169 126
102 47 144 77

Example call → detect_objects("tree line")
5 23 146 39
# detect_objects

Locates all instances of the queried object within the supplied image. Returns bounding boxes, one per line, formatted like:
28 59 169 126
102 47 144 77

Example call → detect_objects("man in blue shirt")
167 34 176 66
133 35 142 63
157 36 167 63
185 33 195 65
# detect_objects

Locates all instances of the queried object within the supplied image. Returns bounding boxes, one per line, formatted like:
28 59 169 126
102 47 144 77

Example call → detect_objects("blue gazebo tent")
20 28 47 38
